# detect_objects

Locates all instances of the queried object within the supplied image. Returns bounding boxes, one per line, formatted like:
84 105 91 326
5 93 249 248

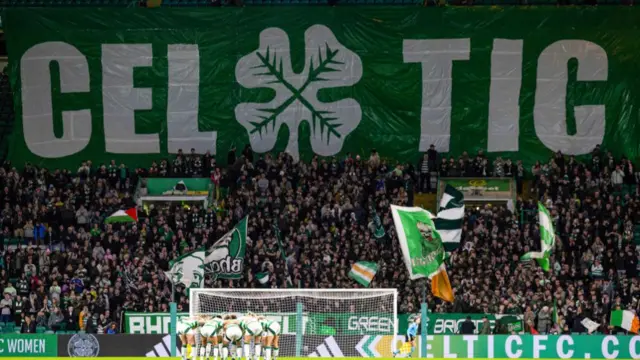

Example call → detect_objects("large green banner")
5 8 640 169
0 334 58 357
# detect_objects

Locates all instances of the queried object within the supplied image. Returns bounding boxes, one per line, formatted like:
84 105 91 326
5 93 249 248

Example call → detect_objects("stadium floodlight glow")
189 288 398 358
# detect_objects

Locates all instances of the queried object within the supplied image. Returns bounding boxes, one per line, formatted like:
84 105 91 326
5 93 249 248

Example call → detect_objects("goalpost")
189 289 398 358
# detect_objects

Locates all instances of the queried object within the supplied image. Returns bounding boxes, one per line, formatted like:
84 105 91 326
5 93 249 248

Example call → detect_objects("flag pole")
170 280 177 357
421 280 428 358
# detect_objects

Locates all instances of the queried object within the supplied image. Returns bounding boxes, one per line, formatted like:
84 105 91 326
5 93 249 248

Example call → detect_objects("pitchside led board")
4 8 640 169
2 333 640 359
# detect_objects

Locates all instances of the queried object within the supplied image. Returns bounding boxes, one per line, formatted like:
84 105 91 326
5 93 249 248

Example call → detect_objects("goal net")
190 289 398 358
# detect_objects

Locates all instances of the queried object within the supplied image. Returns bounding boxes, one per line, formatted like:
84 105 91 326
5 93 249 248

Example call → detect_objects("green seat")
4 323 15 332
36 326 46 333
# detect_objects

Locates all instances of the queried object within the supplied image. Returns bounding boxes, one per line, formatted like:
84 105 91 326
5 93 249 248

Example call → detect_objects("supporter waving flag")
521 202 556 271
391 205 454 302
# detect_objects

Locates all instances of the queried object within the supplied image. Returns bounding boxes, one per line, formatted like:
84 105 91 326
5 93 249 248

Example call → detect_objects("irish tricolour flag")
105 208 138 224
348 261 378 287
610 310 640 333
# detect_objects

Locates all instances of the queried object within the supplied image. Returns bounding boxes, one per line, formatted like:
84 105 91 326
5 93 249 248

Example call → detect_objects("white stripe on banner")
154 342 169 357
439 229 462 243
437 207 464 221
165 335 179 355
440 193 454 207
325 337 344 357
317 344 331 357
309 352 318 357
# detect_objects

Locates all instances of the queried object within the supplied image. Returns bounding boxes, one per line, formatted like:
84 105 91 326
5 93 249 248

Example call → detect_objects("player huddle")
177 313 282 360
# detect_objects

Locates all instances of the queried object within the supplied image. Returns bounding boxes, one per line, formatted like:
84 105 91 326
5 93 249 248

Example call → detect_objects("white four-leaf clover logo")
235 25 363 161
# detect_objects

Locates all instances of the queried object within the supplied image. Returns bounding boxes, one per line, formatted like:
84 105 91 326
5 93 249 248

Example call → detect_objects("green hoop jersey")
176 317 199 335
200 318 223 338
261 319 282 335
182 318 199 329
241 317 262 336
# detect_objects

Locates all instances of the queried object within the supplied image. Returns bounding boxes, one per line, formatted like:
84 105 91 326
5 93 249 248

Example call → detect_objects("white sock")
182 346 188 360
243 344 251 360
205 344 212 360
254 344 261 360
265 348 271 360
213 346 219 360
273 348 278 360
200 345 206 360
236 345 242 359
222 347 229 360
193 345 199 360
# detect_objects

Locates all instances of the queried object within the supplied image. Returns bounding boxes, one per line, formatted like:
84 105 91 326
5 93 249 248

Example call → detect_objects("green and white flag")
165 249 205 289
369 210 386 239
205 216 248 279
348 261 378 287
434 184 465 251
390 205 453 302
520 202 555 271
256 272 270 285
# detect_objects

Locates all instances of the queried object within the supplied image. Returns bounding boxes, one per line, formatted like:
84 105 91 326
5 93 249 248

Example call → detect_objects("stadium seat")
36 326 46 333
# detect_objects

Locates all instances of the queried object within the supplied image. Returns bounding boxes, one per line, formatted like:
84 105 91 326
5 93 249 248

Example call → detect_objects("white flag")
581 317 600 334
165 249 205 289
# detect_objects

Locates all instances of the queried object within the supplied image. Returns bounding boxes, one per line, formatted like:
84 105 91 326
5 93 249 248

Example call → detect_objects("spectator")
459 316 476 334
85 313 98 334
65 306 77 331
3 282 16 297
0 293 12 323
611 165 625 188
479 316 491 334
537 306 551 334
20 315 36 333
48 307 64 332
417 154 430 193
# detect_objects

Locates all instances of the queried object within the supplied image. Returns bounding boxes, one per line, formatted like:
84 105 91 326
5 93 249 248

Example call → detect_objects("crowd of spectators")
0 144 638 335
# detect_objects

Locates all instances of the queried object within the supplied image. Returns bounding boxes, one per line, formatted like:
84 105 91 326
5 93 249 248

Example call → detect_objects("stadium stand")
0 138 637 335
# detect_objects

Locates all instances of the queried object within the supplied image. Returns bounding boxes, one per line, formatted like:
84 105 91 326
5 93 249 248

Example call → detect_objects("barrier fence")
1 334 640 358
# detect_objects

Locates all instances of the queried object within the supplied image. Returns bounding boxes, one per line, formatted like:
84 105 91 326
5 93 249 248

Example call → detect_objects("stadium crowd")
0 145 638 336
